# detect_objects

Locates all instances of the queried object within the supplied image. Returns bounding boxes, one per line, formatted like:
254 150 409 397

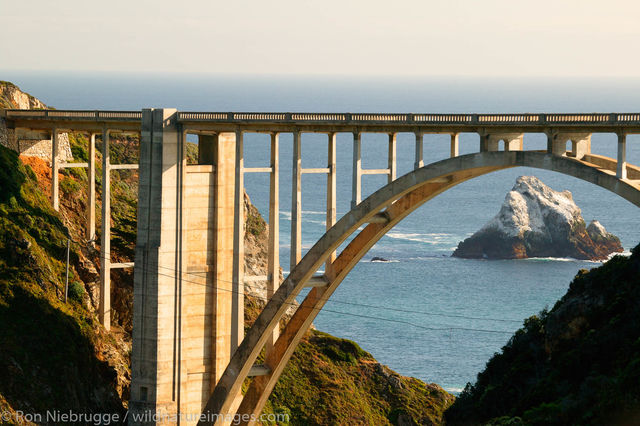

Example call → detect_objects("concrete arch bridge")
2 109 640 425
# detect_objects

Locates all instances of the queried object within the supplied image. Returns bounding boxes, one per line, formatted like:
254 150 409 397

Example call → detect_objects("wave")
522 257 579 262
385 232 459 245
610 250 632 259
370 259 400 263
445 387 464 394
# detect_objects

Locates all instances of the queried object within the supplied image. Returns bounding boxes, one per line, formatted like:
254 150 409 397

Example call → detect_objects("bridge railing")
5 109 640 126
4 109 142 121
177 111 640 125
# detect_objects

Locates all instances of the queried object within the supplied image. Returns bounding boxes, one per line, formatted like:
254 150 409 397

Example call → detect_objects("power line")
91 249 518 336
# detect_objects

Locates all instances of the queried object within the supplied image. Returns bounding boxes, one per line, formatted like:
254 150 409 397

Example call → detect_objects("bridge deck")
3 109 640 134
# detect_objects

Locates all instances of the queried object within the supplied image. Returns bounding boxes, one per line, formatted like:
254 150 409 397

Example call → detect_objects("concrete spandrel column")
388 133 397 183
87 133 96 242
232 130 245 354
290 131 302 271
450 133 459 158
546 133 565 156
51 128 60 211
479 133 489 152
414 132 424 169
326 132 337 274
351 132 361 209
99 128 111 330
266 132 280 353
617 133 627 179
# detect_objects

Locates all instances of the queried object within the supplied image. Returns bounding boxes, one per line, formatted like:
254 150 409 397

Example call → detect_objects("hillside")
445 247 640 425
0 82 454 425
0 146 126 419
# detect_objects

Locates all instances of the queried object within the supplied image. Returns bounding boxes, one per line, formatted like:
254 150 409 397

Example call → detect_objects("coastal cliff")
445 247 640 425
453 176 623 260
0 81 73 162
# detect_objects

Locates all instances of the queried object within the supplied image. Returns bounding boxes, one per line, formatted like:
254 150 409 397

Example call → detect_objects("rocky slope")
445 246 640 425
0 81 46 110
0 146 126 421
453 176 623 260
0 81 72 162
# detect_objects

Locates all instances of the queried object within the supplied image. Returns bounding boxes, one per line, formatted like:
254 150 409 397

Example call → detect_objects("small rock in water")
452 176 623 261
371 256 390 262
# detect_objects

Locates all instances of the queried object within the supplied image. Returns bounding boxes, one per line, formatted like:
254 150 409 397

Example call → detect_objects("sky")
1 0 640 77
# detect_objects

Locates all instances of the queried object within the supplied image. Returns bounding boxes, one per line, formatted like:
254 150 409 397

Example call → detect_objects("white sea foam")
445 387 464 394
385 232 457 245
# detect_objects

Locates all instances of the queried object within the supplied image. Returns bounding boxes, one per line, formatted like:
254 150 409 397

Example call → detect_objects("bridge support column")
351 132 362 208
567 133 591 159
291 131 302 270
100 128 111 330
267 132 280 353
388 133 397 183
486 133 524 151
617 133 627 179
547 132 591 159
326 132 337 272
232 130 245 354
414 132 423 169
87 133 96 242
130 108 186 423
51 128 60 211
450 133 459 157
547 132 564 155
479 133 489 152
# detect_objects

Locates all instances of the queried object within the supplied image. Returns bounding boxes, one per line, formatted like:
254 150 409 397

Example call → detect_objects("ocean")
5 71 639 393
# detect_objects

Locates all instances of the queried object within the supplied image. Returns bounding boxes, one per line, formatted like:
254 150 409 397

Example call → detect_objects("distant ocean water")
6 71 639 393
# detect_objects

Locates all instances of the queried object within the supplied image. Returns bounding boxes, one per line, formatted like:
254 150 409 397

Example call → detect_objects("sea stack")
452 176 623 260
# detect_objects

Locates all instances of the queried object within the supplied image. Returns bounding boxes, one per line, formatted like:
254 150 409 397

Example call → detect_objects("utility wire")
92 249 518 336
96 247 523 324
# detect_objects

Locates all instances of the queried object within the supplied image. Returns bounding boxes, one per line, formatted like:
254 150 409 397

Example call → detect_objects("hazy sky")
2 0 639 77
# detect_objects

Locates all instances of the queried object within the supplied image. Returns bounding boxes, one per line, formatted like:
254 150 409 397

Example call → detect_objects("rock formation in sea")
452 176 623 260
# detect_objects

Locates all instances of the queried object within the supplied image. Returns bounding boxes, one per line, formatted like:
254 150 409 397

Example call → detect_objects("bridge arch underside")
201 151 640 425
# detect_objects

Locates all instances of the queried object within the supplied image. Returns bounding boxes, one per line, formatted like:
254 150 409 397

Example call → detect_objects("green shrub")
60 177 81 195
67 281 85 302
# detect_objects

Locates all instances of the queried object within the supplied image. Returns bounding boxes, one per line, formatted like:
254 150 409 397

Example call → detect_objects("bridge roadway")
2 108 639 425
4 109 640 133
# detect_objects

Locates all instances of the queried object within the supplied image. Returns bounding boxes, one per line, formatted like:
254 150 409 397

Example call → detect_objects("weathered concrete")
232 131 245 354
130 108 183 424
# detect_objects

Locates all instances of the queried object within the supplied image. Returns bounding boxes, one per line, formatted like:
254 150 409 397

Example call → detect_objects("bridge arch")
201 151 640 425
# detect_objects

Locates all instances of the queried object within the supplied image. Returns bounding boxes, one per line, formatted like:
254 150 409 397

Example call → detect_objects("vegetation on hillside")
0 145 124 418
445 247 640 425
